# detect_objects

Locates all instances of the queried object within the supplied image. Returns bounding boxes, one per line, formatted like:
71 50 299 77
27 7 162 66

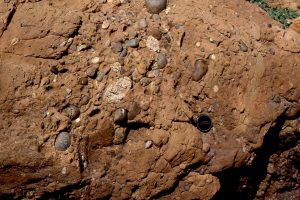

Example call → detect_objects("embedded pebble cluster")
50 0 214 152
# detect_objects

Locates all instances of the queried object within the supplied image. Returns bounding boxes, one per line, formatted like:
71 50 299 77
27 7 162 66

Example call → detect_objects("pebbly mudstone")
55 132 71 151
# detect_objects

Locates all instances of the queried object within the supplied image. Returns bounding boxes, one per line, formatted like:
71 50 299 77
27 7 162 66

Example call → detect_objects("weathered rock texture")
0 0 299 199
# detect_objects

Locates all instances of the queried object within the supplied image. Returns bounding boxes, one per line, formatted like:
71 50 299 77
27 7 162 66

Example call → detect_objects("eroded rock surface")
0 0 299 199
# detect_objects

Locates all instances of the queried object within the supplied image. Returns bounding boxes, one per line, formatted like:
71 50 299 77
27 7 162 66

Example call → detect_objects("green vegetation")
250 0 300 27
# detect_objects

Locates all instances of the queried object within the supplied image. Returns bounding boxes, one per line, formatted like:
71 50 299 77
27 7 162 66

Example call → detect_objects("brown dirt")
0 0 299 199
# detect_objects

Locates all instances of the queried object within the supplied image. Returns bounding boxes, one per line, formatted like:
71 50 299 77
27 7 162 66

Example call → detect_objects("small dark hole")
89 108 100 117
196 114 212 133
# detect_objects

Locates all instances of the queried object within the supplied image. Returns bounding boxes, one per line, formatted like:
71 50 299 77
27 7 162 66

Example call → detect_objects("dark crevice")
126 121 151 130
37 180 90 200
0 6 16 37
212 114 287 200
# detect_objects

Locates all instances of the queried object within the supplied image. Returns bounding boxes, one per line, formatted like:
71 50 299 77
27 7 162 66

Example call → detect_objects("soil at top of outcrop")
0 0 299 199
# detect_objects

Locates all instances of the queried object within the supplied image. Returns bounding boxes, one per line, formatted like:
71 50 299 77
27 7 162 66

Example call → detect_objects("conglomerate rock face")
0 0 299 199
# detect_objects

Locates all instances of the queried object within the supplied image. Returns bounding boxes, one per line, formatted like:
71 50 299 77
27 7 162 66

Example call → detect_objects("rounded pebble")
65 105 80 120
91 57 101 64
102 20 110 29
120 48 128 57
125 38 139 48
239 42 248 52
86 67 97 78
55 132 71 151
111 42 123 54
140 18 147 28
144 140 153 149
156 53 167 68
192 59 208 81
96 71 105 81
80 95 90 106
140 77 152 87
113 108 128 125
145 0 167 14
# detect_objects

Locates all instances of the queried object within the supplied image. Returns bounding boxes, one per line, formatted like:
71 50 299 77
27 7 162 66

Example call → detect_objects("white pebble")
91 57 101 64
144 140 153 149
213 85 219 93
111 62 122 72
210 54 216 60
61 167 67 175
146 36 160 52
102 20 110 29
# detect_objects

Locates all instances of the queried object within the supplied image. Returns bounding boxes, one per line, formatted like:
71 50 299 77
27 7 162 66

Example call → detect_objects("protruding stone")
86 67 97 78
192 59 208 82
125 38 139 48
146 36 160 52
145 0 167 14
103 77 132 102
113 127 127 144
55 132 71 151
111 42 123 54
156 53 167 68
144 140 153 149
65 105 80 120
113 108 128 125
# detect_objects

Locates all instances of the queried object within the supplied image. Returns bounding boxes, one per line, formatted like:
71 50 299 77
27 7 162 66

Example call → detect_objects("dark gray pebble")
120 48 128 57
111 42 123 54
79 77 88 85
192 59 208 82
125 38 139 48
156 53 167 68
145 0 167 14
86 67 97 78
65 105 80 120
55 132 71 151
113 108 128 125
